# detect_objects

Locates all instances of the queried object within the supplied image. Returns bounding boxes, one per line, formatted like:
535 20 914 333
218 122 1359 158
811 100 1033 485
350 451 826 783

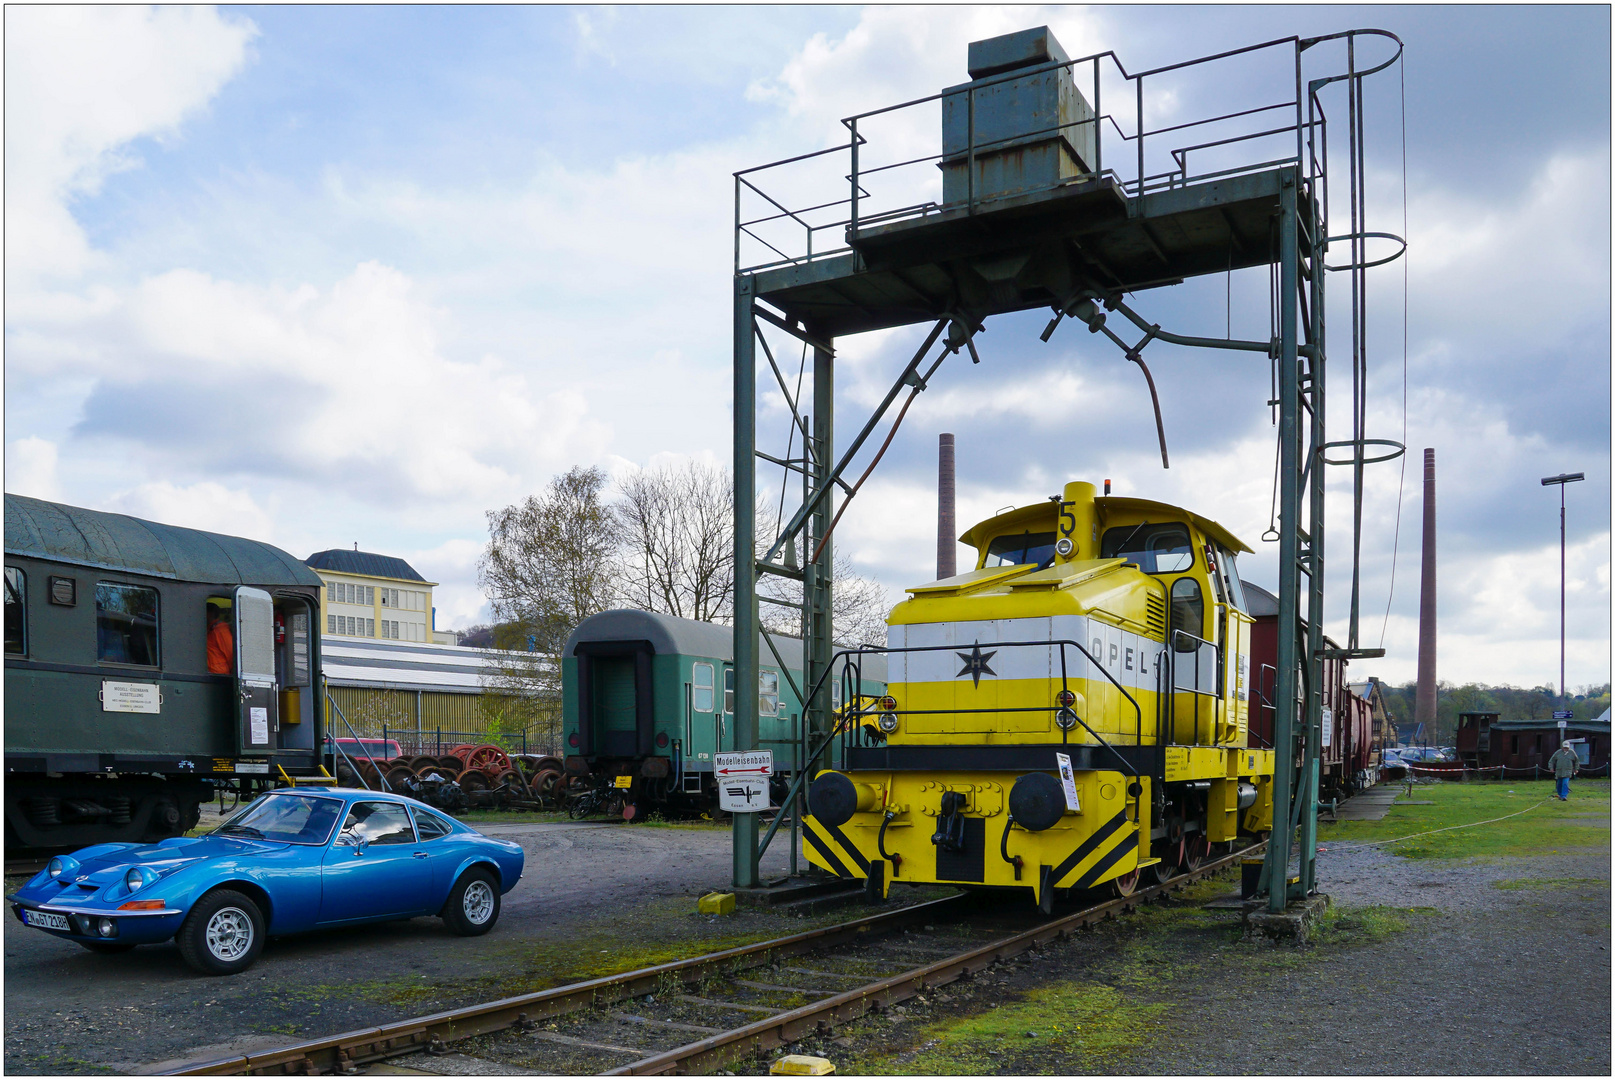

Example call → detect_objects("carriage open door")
234 586 278 754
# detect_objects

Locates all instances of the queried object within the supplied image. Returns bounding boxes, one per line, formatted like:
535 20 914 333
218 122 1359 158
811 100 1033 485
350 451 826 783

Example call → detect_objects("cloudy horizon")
5 5 1609 692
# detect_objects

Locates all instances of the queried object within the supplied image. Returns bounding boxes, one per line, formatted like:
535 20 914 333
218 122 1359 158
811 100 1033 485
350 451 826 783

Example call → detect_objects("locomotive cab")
804 481 1275 908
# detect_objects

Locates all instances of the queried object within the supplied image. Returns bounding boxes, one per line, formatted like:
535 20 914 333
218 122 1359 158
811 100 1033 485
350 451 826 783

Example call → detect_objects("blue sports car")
6 787 525 975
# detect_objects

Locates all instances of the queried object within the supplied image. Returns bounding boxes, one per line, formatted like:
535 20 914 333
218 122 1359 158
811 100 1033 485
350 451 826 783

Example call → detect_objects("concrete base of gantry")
1242 893 1332 945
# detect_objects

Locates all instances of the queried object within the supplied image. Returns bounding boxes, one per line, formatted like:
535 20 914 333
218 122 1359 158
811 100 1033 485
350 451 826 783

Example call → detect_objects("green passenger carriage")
4 495 330 849
561 609 886 814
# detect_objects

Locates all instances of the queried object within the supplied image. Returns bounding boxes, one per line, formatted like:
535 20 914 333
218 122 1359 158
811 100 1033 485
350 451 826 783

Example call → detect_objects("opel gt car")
7 788 525 974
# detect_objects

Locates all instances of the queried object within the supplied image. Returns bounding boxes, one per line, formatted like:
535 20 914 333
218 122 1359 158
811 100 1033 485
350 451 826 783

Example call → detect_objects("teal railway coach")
561 609 886 814
4 495 329 849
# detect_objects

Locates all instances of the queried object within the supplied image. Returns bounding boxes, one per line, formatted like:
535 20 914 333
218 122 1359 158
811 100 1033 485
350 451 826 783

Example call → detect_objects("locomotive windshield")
985 530 1057 567
1100 523 1194 574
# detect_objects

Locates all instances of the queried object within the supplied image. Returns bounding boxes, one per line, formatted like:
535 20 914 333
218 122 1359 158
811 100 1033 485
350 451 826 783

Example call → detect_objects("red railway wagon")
1242 580 1373 799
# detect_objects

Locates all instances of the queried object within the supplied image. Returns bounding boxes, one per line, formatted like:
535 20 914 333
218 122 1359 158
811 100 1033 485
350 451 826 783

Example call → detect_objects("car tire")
442 868 500 936
176 889 265 975
77 941 137 954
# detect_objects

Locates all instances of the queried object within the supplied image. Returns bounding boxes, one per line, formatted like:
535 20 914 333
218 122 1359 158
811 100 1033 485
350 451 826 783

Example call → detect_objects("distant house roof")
306 549 430 583
4 493 321 588
1240 580 1279 618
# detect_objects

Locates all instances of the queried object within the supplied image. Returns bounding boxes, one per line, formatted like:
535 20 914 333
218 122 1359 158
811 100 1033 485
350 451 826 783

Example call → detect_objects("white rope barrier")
1332 798 1550 849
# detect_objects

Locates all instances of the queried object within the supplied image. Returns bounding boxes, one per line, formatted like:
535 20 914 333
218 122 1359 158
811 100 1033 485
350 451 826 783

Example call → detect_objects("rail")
734 30 1403 273
166 842 1265 1076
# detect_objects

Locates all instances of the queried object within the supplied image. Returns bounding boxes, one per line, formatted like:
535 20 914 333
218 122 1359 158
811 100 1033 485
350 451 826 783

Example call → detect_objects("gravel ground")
2 817 815 1074
6 803 1608 1075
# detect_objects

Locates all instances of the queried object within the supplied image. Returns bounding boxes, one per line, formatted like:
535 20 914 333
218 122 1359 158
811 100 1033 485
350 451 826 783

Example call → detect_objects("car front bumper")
8 896 186 945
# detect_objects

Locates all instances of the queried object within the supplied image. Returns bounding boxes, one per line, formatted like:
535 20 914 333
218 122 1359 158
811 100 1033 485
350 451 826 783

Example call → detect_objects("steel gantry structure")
730 26 1404 910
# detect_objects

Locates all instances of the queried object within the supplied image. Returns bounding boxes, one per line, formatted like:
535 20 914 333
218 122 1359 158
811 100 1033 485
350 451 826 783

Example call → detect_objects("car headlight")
125 866 157 892
877 711 900 734
47 856 79 880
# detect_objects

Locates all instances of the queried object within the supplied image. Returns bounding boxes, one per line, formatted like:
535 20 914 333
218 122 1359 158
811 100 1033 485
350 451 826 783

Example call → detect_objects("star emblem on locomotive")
955 643 998 687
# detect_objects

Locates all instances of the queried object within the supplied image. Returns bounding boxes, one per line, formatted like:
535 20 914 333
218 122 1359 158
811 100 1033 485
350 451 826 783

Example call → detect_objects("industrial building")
304 547 454 645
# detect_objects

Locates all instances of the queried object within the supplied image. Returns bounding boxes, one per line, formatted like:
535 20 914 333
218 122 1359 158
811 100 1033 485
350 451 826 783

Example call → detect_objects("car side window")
413 809 453 841
339 801 416 845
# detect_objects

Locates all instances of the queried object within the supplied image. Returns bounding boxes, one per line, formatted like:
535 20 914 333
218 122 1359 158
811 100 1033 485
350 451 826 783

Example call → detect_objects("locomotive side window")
1169 577 1203 652
1216 546 1247 611
1101 524 1194 574
96 582 160 666
4 567 24 656
723 667 735 714
986 530 1057 567
692 662 714 712
760 669 779 717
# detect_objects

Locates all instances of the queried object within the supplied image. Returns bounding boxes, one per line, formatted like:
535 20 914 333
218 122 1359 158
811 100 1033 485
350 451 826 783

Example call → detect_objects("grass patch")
1493 876 1608 891
1317 779 1609 859
858 983 1165 1075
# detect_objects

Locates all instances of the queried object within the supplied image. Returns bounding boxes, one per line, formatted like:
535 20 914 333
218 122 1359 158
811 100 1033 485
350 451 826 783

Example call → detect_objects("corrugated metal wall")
327 687 481 737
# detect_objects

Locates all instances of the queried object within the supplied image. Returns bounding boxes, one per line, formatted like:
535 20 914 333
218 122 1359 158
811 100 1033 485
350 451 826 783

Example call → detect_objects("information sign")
101 680 160 714
714 750 772 813
1553 710 1574 720
1054 752 1081 812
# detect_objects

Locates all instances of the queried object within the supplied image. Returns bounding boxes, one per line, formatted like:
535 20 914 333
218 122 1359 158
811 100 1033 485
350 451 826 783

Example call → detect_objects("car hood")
15 835 292 900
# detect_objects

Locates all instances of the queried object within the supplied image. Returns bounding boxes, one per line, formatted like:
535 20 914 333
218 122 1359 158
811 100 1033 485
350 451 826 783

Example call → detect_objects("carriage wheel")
407 756 439 772
458 768 492 795
531 768 562 803
384 765 416 791
461 744 512 774
1111 867 1141 898
533 756 563 774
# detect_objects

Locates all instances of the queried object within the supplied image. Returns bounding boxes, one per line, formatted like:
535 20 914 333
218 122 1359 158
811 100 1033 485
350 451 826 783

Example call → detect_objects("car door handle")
413 852 429 858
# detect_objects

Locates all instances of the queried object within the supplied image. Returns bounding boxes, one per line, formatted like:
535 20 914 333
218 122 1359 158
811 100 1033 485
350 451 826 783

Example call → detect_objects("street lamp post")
1540 471 1584 702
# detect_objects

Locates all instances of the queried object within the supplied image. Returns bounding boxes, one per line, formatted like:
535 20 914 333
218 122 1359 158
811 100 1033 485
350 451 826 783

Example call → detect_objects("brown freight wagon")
1456 711 1610 777
1242 580 1374 799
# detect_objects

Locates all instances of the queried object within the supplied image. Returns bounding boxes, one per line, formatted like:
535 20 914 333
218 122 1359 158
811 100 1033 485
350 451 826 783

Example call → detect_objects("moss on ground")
815 875 1433 1075
1492 876 1607 891
1317 779 1609 859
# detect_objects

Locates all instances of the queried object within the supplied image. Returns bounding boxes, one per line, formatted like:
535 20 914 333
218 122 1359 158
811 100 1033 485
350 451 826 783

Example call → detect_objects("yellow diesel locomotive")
805 481 1275 909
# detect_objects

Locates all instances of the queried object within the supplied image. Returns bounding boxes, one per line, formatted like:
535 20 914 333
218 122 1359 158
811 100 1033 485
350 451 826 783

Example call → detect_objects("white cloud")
105 480 274 541
4 5 256 286
5 437 62 501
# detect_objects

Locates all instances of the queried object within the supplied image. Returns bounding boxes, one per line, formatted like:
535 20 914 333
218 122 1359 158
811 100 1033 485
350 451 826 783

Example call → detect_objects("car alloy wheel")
206 906 255 962
462 880 495 925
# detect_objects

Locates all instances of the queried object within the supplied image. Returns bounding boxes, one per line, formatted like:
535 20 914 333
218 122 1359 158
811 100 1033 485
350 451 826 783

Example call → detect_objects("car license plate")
23 909 69 931
613 775 633 789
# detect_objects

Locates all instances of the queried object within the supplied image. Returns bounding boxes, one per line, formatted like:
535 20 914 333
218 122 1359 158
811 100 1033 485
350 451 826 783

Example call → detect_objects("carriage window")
985 530 1057 567
339 801 416 845
1169 578 1203 652
723 667 735 714
1101 524 1194 574
4 567 24 656
692 662 714 713
96 582 160 666
760 669 779 717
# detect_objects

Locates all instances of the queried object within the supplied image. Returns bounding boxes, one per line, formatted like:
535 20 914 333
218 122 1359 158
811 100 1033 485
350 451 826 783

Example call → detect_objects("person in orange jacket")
206 603 234 675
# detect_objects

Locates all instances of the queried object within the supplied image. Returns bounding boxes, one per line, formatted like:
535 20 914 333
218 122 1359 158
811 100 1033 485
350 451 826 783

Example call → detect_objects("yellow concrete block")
698 892 735 915
771 1055 836 1075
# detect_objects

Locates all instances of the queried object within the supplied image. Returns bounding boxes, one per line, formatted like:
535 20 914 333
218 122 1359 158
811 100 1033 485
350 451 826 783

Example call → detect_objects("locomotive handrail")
1166 628 1223 746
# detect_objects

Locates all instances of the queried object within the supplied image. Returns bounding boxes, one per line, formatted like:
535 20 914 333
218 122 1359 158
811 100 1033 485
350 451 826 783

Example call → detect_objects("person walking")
1547 739 1581 800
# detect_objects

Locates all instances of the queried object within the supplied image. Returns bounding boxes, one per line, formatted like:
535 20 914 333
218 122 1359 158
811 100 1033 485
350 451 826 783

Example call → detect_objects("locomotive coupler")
932 791 968 852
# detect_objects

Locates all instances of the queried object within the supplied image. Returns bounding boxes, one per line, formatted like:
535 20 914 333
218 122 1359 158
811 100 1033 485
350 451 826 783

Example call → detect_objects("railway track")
168 842 1263 1076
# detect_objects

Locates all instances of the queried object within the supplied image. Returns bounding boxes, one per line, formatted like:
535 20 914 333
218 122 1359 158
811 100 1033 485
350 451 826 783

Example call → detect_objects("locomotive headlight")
1056 707 1079 730
1055 538 1074 557
879 696 898 713
877 711 900 734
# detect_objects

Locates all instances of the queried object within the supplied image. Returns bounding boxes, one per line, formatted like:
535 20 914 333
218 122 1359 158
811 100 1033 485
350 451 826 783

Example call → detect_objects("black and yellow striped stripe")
803 816 870 880
1049 810 1138 889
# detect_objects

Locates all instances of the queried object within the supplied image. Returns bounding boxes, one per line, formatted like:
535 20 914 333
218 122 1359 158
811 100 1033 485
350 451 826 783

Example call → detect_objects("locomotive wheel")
384 765 416 791
533 756 563 774
461 745 513 774
408 756 438 772
1182 834 1211 872
458 769 493 795
530 768 562 803
1111 867 1141 898
1148 846 1178 885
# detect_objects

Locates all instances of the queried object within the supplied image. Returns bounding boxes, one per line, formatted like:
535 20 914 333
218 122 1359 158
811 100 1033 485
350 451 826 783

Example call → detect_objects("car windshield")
214 793 343 845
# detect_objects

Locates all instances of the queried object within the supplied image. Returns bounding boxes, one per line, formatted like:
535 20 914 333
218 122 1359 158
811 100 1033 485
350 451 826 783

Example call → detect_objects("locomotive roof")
4 493 322 588
959 495 1252 555
565 608 888 679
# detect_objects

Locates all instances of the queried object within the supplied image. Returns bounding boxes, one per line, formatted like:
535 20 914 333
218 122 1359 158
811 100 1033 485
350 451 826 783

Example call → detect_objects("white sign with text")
714 750 772 813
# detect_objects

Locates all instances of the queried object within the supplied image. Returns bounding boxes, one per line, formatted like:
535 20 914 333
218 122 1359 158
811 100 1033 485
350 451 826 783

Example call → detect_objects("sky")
5 4 1610 692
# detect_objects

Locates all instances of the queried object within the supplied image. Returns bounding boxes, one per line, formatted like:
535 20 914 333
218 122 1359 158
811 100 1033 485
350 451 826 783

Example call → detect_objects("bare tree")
758 551 893 648
613 462 734 621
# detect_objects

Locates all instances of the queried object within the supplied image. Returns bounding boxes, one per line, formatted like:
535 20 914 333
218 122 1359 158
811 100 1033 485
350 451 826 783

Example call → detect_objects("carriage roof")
4 493 321 588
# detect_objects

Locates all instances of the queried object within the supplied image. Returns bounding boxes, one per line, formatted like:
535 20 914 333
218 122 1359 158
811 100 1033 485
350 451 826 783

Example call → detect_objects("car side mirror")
337 830 369 855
